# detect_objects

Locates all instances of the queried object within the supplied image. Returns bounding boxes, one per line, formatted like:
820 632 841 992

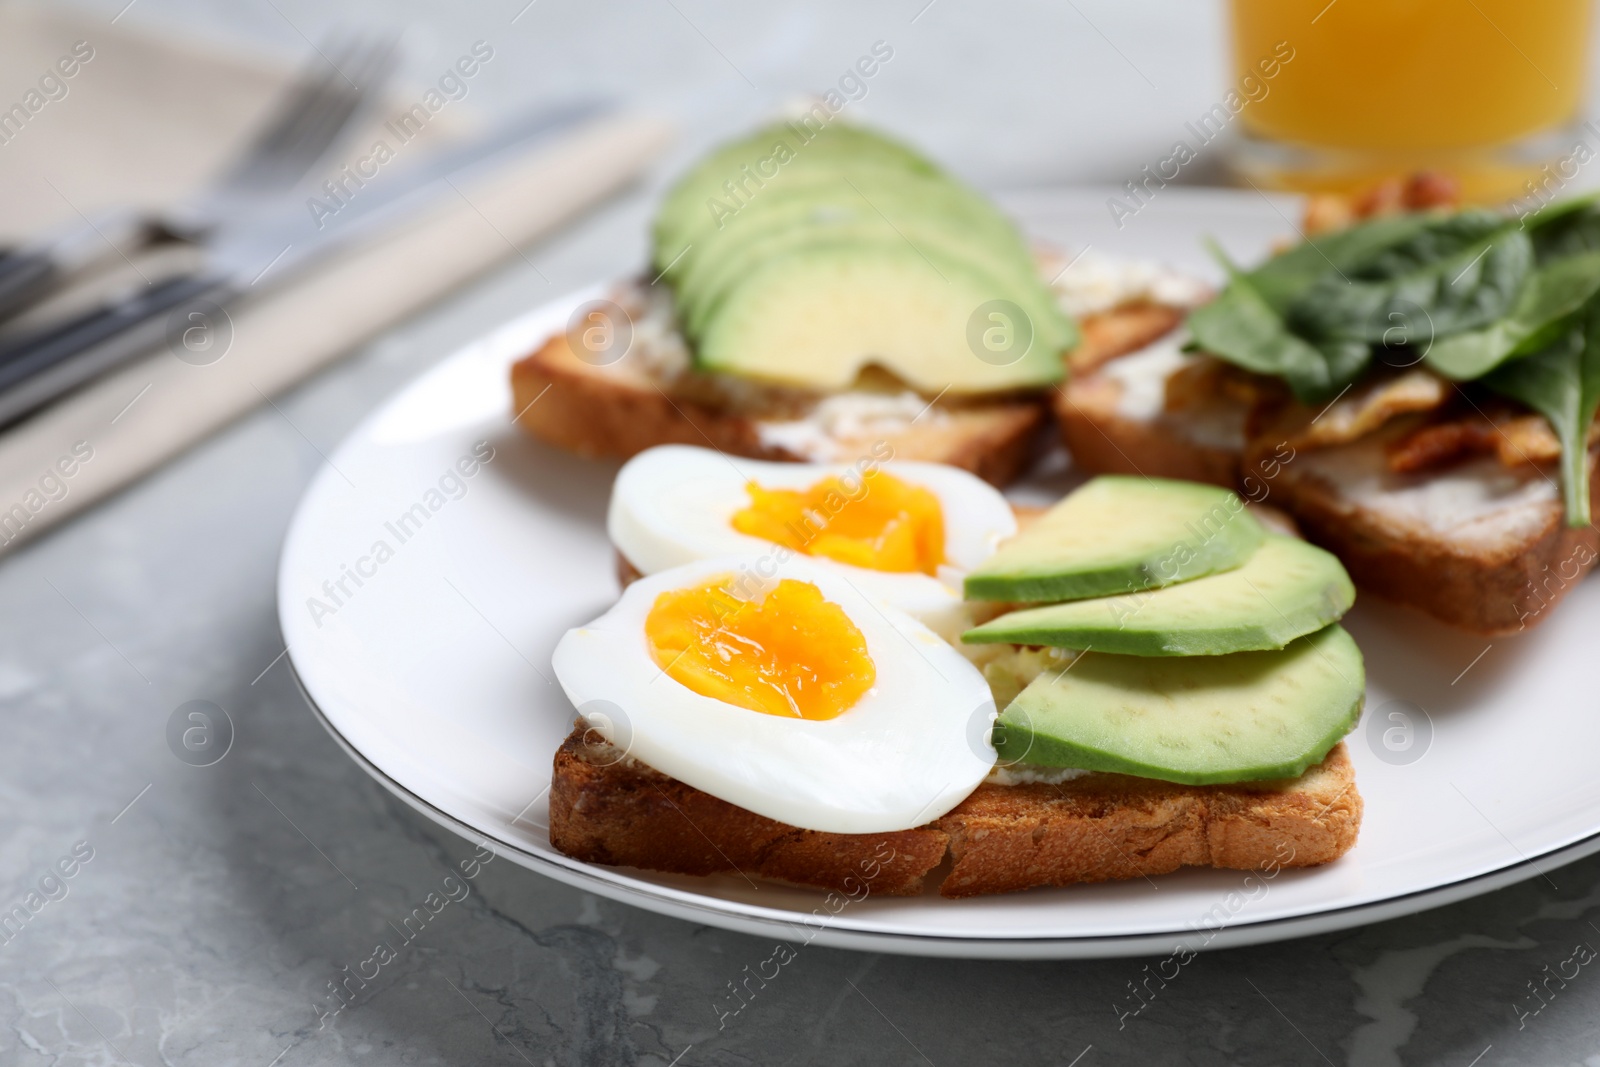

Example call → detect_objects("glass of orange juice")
1229 0 1592 203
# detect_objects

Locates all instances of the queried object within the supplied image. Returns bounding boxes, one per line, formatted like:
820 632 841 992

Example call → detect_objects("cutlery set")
0 34 607 432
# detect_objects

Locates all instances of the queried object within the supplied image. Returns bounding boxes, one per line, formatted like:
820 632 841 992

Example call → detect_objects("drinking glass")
1229 0 1592 203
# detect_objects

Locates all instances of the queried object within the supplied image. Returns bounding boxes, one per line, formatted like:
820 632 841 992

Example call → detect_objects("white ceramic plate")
279 189 1600 959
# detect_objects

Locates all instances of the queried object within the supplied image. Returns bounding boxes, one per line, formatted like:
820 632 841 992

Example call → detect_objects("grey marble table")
7 2 1600 1064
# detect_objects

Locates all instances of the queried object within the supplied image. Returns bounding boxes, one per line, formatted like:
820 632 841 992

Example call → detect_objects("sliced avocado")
964 477 1265 603
655 126 931 233
964 536 1354 655
686 235 1072 364
994 624 1365 784
694 244 1066 392
671 181 1019 279
657 159 944 278
674 192 1052 335
653 125 935 270
653 120 1082 388
666 163 1020 250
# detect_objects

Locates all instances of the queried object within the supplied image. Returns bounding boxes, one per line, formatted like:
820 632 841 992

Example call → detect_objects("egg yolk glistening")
644 576 876 720
729 469 946 576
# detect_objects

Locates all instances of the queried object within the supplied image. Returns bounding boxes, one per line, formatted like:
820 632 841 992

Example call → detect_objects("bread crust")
549 725 1361 898
1056 307 1251 489
936 745 1360 897
511 331 1046 487
512 331 785 460
1240 429 1600 634
550 726 949 896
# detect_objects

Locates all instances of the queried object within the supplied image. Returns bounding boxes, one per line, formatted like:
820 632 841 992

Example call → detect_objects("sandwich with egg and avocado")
511 120 1193 486
549 459 1363 897
1060 183 1600 633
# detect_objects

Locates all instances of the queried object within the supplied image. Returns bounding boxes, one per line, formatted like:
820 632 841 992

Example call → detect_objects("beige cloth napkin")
0 8 671 555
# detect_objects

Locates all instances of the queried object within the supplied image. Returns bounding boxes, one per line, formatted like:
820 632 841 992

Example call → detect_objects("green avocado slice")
653 124 935 270
994 624 1365 784
694 244 1067 392
673 192 1049 336
964 476 1265 603
964 535 1354 655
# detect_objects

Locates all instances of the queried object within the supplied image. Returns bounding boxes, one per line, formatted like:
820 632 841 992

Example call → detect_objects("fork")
0 33 398 321
165 34 398 235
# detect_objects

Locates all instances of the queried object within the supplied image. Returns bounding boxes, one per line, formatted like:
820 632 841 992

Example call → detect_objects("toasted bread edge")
550 725 1361 899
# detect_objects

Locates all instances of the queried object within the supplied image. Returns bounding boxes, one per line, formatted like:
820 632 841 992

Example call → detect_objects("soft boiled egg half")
607 445 1017 633
551 555 997 834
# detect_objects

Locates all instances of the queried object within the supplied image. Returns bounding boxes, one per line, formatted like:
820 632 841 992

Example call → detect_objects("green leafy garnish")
1191 193 1600 524
1424 251 1600 380
1482 302 1600 527
1526 198 1600 262
1245 213 1441 312
1288 216 1530 344
1186 246 1339 401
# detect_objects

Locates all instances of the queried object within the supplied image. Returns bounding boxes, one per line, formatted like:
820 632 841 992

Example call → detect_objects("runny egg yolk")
644 576 876 720
729 469 946 576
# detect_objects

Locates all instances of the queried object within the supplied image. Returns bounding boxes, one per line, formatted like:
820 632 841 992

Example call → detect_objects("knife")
0 210 147 322
0 98 611 430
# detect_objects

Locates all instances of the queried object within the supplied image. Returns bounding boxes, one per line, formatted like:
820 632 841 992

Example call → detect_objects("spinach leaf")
1186 249 1347 402
1316 337 1372 394
1425 250 1600 380
1287 216 1531 343
1190 194 1600 426
1482 300 1600 527
1529 199 1600 263
1357 209 1505 277
1244 212 1440 313
1521 192 1599 231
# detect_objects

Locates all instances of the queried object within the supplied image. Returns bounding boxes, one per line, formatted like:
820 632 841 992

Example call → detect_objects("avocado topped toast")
512 120 1195 486
550 470 1365 897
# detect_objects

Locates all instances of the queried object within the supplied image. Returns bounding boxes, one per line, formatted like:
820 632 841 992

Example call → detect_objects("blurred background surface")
22 0 1597 197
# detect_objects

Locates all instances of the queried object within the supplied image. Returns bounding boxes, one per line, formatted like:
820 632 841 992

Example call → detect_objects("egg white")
606 445 1017 631
551 555 998 834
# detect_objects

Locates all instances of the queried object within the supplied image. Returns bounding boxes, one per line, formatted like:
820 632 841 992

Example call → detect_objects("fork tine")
265 36 398 188
216 33 395 196
250 34 372 184
218 40 352 189
272 37 397 182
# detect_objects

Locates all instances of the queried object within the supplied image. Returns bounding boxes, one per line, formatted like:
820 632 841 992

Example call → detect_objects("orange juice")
1230 0 1591 200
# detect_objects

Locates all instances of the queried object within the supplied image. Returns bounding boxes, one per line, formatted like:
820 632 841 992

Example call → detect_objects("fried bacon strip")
1286 369 1449 450
1386 411 1585 473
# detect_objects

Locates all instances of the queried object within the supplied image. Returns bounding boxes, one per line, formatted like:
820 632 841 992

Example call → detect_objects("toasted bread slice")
512 329 1046 486
550 725 1361 898
1067 302 1187 375
511 283 1184 488
938 745 1360 897
550 725 949 896
1056 328 1253 489
1241 420 1600 634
